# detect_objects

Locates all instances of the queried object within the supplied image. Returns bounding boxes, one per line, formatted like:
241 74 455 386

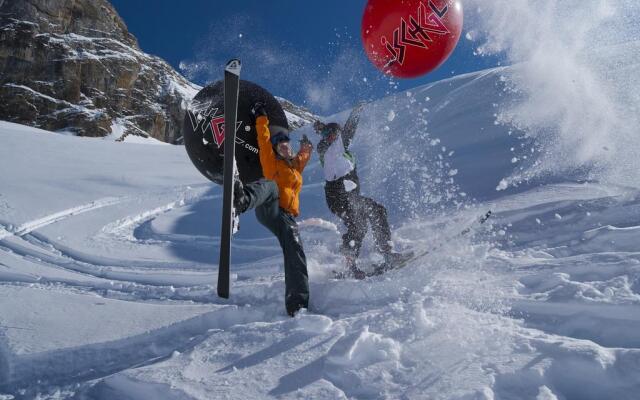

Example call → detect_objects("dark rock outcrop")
0 0 199 142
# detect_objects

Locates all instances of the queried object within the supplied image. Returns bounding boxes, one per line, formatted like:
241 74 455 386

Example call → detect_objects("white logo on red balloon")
362 0 462 78
381 0 450 68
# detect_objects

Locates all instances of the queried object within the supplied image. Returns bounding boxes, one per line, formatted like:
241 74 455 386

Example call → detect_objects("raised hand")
299 134 313 152
251 102 268 118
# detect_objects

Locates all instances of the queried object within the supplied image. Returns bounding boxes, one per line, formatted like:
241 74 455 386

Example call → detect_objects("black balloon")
183 80 289 185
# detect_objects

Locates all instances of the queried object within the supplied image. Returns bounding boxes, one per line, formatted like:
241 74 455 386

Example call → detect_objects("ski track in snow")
0 188 269 332
0 197 123 240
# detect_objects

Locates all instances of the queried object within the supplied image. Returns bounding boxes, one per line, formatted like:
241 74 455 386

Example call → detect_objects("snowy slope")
1 60 640 399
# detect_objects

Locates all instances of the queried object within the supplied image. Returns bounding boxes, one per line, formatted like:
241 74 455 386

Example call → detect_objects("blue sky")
111 0 501 114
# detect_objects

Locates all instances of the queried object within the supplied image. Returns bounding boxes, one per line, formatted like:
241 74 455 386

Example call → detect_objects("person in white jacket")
314 105 407 279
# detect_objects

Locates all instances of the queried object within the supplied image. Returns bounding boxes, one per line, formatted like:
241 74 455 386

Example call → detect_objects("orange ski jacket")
256 115 312 216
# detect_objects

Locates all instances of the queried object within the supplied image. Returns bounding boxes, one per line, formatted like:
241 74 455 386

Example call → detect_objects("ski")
217 59 241 299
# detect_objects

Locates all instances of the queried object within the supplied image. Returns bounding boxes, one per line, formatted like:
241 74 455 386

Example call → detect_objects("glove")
300 133 312 146
299 134 313 152
251 102 268 118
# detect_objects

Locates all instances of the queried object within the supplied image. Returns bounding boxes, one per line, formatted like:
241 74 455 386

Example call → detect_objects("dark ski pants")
326 189 392 259
244 179 309 311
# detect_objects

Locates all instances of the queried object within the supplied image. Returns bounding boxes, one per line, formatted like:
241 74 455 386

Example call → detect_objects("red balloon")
361 0 463 79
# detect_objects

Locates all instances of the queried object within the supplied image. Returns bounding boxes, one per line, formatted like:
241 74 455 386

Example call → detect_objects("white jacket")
322 134 355 182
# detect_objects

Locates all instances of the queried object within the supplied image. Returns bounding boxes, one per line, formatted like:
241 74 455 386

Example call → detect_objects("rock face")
0 0 199 142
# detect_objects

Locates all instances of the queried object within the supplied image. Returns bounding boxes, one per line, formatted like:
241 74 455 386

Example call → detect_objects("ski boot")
232 179 249 214
286 294 308 317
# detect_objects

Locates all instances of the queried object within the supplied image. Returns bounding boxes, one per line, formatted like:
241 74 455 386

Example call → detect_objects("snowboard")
217 59 241 299
334 211 492 279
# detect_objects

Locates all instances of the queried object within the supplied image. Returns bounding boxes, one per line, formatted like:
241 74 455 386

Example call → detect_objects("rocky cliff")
0 0 199 142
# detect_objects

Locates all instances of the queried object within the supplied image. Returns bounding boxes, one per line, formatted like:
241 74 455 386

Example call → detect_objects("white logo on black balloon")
187 107 253 153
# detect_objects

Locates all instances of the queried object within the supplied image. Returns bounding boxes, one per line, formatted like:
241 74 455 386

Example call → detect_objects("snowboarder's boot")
233 179 249 214
345 256 366 280
350 266 366 280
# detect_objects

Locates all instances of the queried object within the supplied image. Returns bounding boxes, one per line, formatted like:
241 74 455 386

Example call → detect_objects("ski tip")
225 59 241 76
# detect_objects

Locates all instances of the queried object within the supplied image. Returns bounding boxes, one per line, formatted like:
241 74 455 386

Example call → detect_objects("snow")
1 31 640 398
104 118 169 145
467 0 640 188
386 110 396 122
275 96 319 130
283 110 308 129
167 77 201 109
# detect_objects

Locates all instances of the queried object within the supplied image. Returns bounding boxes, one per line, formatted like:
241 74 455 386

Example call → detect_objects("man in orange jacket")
233 102 313 317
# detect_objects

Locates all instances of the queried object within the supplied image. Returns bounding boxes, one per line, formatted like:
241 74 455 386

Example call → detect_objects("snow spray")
466 0 640 188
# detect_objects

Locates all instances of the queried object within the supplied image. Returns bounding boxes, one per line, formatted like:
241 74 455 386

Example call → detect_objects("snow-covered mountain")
1 54 639 399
